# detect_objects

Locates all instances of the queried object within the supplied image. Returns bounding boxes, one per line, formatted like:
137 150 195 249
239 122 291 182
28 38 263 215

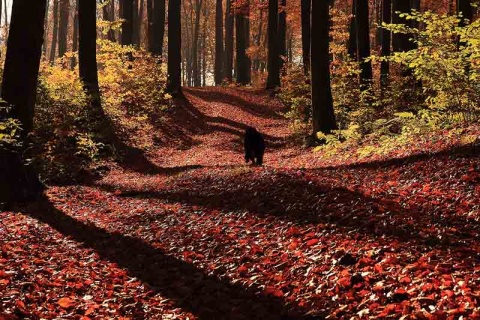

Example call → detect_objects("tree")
310 0 336 135
347 0 357 59
278 0 287 71
267 0 280 89
79 0 101 108
457 0 473 27
392 0 413 53
224 0 234 81
148 0 166 56
356 0 373 89
132 0 140 46
301 0 310 75
380 0 391 88
103 0 116 42
166 0 182 95
58 0 70 58
215 0 224 85
1 0 47 203
192 0 204 86
71 0 80 69
49 0 59 63
121 0 134 46
235 0 251 85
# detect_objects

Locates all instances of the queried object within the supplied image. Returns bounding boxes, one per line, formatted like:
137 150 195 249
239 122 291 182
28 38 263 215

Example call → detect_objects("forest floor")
1 87 480 319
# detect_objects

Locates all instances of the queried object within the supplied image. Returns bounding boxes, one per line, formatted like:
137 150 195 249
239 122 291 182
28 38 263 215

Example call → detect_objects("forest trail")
2 87 480 319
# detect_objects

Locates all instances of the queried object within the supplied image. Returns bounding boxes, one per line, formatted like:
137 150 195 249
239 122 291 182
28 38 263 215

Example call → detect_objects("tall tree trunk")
301 0 310 75
58 0 70 58
392 0 413 53
356 0 373 89
214 0 224 85
278 0 287 71
2 0 47 134
311 0 336 135
132 0 140 46
147 0 153 51
71 0 79 69
43 0 49 56
224 0 234 81
49 0 59 63
0 0 47 205
79 0 101 108
166 0 182 95
192 0 203 87
253 4 264 71
103 0 117 41
235 0 251 85
457 0 473 27
380 0 391 88
121 0 134 45
348 0 357 59
267 0 280 89
152 0 166 56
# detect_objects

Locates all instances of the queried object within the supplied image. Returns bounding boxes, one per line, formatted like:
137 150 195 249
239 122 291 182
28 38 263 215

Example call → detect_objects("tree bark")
235 1 251 85
121 0 134 45
214 0 224 85
348 0 357 59
301 0 310 75
58 0 70 58
224 0 234 81
380 0 391 88
166 0 182 95
152 0 166 56
457 0 473 27
192 0 203 87
392 0 413 53
79 0 101 108
311 0 336 135
103 0 116 42
278 0 287 71
49 0 59 63
132 0 140 46
267 0 280 89
356 0 373 89
2 0 47 134
71 0 79 69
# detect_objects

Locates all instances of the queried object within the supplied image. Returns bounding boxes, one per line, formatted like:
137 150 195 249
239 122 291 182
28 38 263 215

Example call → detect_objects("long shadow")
20 197 312 320
103 168 480 253
149 96 287 149
184 87 285 120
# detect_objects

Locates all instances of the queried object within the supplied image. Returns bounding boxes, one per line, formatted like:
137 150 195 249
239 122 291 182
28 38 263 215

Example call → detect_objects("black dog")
244 127 265 165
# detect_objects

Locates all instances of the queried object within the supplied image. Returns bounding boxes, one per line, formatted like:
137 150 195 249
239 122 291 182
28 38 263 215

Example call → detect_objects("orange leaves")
58 297 76 309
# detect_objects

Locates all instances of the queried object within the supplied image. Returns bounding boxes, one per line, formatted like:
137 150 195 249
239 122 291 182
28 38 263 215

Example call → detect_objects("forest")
0 0 479 318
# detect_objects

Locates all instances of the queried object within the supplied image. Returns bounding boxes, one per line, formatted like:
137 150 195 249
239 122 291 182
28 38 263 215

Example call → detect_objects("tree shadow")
184 87 286 120
19 196 312 319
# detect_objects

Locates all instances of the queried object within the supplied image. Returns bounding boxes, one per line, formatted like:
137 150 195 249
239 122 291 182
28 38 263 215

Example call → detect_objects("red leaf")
306 239 319 247
58 297 75 309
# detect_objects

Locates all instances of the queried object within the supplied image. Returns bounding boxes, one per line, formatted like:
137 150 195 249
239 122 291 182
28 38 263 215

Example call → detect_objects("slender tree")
121 0 134 45
152 0 166 56
278 0 287 71
103 0 116 42
380 0 391 88
79 0 101 107
71 0 79 69
58 0 70 58
457 0 473 27
310 0 336 135
347 0 357 59
224 0 234 81
192 0 203 86
132 0 140 46
235 0 251 85
215 0 224 85
166 0 182 95
356 0 373 89
267 0 280 89
301 0 310 75
49 0 59 63
392 0 413 53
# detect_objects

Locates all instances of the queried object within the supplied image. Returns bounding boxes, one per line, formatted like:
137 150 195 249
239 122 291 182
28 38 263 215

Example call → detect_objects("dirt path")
2 87 480 319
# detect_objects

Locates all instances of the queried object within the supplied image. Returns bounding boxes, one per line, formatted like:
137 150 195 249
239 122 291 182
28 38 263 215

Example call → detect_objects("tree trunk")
224 0 234 81
103 0 116 41
2 0 47 134
392 0 413 53
356 0 373 89
380 0 391 88
121 0 134 45
79 0 101 108
132 0 140 46
278 0 287 71
267 0 280 89
311 0 336 135
301 0 310 75
71 0 79 69
58 0 70 58
214 0 224 85
348 0 357 59
235 1 251 85
147 0 153 51
192 0 203 87
457 0 473 27
152 0 166 56
43 0 49 56
49 0 59 63
166 0 182 95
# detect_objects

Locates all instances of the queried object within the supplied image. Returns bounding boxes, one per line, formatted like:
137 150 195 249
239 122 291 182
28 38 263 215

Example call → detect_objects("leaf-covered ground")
1 87 480 319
